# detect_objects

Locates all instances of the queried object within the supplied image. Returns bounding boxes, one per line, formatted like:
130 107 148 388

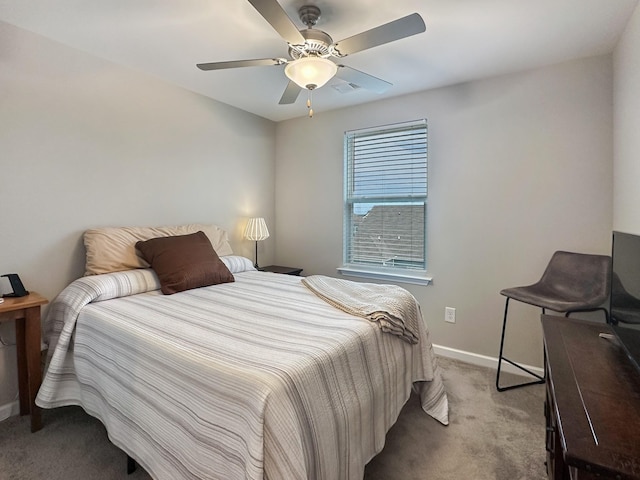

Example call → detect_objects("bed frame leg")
127 455 137 474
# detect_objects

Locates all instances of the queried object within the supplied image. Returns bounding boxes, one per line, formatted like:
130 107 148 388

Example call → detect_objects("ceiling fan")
197 0 426 115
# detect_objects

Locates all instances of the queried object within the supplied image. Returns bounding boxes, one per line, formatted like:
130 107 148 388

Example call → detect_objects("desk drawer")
569 466 600 480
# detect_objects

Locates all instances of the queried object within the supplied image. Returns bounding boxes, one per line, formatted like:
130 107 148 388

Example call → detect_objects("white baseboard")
0 399 19 422
433 344 544 377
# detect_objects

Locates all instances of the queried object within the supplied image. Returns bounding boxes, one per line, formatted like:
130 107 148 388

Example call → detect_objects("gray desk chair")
496 250 611 392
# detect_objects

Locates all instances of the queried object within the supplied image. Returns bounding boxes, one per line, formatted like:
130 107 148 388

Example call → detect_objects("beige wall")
0 22 276 411
275 54 614 369
614 2 640 234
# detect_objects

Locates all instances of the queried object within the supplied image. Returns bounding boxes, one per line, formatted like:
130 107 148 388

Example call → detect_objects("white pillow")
220 256 256 274
84 224 234 276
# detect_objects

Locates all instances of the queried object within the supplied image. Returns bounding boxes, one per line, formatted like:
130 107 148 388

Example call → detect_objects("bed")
36 224 448 480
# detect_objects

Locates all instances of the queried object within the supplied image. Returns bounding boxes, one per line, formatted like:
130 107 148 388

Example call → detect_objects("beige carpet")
0 357 545 480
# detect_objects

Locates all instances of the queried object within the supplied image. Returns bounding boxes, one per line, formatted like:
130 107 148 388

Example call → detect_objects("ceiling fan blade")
336 65 392 94
278 81 302 104
333 13 425 57
248 0 306 45
197 58 287 71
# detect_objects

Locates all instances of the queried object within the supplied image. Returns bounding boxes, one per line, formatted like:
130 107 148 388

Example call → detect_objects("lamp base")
254 241 259 270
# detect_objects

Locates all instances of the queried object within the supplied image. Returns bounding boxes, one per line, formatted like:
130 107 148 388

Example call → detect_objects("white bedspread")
36 269 448 480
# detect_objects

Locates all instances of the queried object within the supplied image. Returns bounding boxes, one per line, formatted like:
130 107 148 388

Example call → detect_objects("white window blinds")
344 119 428 272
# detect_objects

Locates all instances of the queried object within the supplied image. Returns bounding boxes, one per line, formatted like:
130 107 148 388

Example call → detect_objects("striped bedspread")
37 269 448 480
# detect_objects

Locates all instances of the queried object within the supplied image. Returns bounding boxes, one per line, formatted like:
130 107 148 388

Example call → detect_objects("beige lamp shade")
244 217 270 241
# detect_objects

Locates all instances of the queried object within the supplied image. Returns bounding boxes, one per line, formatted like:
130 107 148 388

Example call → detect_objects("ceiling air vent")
332 82 362 94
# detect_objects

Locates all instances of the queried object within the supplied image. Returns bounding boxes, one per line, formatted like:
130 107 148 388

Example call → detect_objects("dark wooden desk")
0 292 48 432
542 315 640 479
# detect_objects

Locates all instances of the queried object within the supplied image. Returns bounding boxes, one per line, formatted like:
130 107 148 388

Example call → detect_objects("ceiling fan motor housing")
289 28 333 59
298 5 321 27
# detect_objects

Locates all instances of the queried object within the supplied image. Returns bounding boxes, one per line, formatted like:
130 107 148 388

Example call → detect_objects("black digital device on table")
1 273 29 297
610 231 640 374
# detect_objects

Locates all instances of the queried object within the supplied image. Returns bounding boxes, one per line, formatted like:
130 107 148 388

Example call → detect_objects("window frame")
339 119 432 286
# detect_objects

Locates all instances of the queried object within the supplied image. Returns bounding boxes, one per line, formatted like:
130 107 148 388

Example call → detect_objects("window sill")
337 266 433 286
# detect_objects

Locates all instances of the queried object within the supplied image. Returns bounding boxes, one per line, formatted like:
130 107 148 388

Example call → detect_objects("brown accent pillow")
135 231 234 295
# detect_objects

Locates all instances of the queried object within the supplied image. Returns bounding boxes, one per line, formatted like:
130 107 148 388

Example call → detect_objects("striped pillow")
221 256 256 274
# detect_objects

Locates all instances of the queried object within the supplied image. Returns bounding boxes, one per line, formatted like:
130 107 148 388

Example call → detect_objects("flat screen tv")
610 231 640 373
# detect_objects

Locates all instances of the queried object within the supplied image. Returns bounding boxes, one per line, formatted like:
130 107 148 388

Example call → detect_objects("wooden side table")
0 292 48 432
259 265 303 276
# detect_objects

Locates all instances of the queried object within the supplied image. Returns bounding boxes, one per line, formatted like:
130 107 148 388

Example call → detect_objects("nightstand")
259 265 303 276
0 292 48 432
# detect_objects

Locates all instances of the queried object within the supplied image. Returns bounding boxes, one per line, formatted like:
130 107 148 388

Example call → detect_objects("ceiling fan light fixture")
284 57 338 90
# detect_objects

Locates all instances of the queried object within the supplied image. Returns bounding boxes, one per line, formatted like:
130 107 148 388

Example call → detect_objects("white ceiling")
2 0 638 122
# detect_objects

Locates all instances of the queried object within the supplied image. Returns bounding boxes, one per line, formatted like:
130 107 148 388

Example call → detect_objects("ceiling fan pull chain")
307 89 314 118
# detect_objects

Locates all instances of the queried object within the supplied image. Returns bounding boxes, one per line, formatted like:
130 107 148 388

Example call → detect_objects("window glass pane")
348 202 425 270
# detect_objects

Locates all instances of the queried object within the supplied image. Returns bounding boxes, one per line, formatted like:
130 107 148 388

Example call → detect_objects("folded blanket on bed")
302 275 420 344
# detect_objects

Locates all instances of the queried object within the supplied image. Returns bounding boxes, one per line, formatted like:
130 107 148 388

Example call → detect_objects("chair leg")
496 298 510 391
496 297 545 392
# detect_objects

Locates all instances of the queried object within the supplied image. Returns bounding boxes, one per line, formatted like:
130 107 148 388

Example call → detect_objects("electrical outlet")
445 307 456 323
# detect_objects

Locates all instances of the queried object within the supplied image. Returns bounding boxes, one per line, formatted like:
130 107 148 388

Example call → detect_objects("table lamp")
244 217 270 268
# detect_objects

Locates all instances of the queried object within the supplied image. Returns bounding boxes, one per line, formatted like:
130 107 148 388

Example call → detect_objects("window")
341 119 429 284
